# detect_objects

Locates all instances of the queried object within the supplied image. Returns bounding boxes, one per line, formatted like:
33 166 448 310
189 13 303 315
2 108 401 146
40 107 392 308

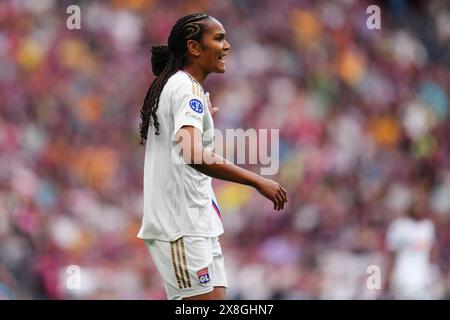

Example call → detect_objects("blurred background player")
384 185 444 299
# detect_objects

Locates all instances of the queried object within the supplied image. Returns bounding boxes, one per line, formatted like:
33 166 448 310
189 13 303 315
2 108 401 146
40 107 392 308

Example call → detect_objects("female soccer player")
138 13 288 300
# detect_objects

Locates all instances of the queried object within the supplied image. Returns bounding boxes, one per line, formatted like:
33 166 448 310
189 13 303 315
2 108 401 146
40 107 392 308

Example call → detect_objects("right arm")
382 249 395 298
383 221 400 298
177 125 288 211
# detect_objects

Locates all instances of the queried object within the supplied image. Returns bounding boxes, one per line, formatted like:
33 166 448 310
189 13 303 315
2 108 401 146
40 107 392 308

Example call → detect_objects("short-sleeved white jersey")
138 70 224 241
386 216 435 295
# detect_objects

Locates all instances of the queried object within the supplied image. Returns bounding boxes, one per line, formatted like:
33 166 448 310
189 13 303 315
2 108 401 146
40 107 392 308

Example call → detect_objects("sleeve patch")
189 99 204 113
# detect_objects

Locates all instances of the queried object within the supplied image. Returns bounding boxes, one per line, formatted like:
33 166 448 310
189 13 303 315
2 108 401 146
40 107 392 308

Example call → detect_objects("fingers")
279 188 287 204
273 194 281 211
260 179 287 211
206 92 219 117
206 92 212 108
281 185 288 202
275 193 284 210
206 92 211 110
273 184 287 211
273 193 285 211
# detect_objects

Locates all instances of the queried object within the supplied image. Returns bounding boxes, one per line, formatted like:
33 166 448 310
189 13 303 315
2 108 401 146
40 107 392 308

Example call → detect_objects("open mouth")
218 54 227 63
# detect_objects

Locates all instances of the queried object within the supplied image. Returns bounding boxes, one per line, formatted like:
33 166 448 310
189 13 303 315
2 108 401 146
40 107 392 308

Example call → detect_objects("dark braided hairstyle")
139 13 211 145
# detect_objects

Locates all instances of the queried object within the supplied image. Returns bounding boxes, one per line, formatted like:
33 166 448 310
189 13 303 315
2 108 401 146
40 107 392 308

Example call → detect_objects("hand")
255 177 288 211
206 92 219 118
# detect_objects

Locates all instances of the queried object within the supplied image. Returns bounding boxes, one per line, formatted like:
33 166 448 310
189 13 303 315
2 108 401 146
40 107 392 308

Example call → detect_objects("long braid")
139 13 210 145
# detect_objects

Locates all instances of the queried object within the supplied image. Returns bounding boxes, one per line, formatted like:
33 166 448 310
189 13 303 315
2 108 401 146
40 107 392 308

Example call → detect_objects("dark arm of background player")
382 250 395 297
177 125 288 211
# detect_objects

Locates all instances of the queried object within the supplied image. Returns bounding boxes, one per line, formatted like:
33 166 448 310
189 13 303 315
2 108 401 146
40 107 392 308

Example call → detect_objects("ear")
186 39 201 57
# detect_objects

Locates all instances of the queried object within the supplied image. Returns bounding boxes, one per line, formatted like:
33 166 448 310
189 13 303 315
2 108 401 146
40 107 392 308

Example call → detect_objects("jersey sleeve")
172 79 205 136
427 220 436 244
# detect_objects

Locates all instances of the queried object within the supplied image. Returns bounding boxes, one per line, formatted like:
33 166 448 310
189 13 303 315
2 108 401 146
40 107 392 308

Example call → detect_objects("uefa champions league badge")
189 99 203 113
197 268 210 286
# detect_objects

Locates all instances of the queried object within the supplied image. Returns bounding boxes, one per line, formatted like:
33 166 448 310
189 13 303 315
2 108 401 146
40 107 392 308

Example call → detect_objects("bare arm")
177 125 288 210
383 250 395 298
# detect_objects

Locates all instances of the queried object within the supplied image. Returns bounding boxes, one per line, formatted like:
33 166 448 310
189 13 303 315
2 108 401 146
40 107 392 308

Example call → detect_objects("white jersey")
386 216 435 298
138 70 224 241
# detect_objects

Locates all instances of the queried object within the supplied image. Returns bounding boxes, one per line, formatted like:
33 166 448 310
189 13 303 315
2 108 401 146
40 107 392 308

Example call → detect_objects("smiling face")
190 17 231 74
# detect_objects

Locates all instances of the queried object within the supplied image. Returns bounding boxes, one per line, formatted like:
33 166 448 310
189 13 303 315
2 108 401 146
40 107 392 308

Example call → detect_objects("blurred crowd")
1 0 449 299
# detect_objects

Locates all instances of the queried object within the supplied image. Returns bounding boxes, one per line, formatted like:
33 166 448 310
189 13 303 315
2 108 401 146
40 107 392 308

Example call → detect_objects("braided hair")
139 13 210 145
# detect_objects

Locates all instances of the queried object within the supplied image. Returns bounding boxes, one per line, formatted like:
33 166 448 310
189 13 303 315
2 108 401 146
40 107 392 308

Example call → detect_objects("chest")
398 222 433 252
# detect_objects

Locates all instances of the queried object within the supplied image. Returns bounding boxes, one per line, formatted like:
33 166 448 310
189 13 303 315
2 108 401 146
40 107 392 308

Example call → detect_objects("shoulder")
165 70 192 93
166 71 204 100
388 217 406 234
421 219 435 233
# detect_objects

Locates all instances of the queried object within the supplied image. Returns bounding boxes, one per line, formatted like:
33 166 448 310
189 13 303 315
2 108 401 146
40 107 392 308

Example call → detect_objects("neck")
182 65 207 86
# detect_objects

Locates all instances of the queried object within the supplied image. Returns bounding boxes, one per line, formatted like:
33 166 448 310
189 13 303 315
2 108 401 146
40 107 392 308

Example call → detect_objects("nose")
224 39 230 51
